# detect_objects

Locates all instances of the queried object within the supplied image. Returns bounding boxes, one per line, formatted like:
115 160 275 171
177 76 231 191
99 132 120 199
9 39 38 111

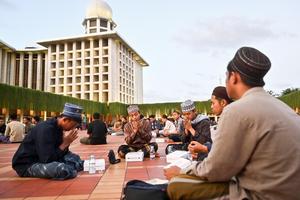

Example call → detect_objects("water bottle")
167 145 174 154
150 146 155 160
89 155 96 174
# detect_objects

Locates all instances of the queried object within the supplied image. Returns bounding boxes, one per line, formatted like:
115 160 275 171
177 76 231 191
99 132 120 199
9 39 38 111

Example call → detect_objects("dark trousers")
80 137 106 145
23 152 83 180
0 135 10 143
168 134 182 142
118 142 158 158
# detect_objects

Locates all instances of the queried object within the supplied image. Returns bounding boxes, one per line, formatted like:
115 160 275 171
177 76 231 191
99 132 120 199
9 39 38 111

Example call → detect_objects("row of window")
89 18 109 28
14 55 46 91
52 49 108 59
120 85 134 96
50 83 108 92
15 54 46 59
63 90 109 102
50 39 109 52
120 93 134 104
119 44 133 58
120 68 134 81
50 74 109 85
50 57 108 68
50 66 108 76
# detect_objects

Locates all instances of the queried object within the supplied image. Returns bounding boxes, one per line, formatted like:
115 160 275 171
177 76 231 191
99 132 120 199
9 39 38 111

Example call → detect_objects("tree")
281 88 299 96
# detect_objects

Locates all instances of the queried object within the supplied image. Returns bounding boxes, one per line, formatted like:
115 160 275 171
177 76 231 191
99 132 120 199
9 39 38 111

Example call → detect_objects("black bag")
165 143 185 155
123 180 169 200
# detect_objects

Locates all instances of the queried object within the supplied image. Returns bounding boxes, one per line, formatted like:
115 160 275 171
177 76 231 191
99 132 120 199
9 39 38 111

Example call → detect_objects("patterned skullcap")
212 86 233 103
62 103 83 123
227 47 271 86
127 105 139 114
181 100 196 113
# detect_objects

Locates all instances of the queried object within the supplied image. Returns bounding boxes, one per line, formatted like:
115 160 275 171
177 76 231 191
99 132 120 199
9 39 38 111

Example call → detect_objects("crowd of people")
1 46 300 199
0 114 41 143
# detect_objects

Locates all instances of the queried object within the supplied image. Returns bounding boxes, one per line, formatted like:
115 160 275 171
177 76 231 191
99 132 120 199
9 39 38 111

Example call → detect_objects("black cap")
228 47 271 86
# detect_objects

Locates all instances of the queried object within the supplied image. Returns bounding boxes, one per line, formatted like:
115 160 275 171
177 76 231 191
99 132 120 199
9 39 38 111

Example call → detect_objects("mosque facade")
0 0 148 104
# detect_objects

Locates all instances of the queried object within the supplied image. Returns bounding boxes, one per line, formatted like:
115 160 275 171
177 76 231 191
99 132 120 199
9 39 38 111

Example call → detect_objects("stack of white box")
125 151 144 162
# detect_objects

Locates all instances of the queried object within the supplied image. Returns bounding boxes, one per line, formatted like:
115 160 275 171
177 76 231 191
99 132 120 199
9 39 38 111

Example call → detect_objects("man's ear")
230 71 239 84
220 99 228 107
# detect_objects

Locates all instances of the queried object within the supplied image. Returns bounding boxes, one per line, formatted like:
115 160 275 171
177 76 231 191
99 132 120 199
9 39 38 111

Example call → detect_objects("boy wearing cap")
166 100 212 159
12 103 84 180
188 86 232 158
165 47 300 199
117 105 158 158
180 100 212 160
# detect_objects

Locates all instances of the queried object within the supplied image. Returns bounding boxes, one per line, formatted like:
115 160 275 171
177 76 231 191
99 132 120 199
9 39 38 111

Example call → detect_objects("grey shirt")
184 87 300 200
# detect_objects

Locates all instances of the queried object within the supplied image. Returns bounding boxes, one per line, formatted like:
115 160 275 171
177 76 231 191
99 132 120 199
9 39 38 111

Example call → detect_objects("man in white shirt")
1 114 24 143
160 114 176 137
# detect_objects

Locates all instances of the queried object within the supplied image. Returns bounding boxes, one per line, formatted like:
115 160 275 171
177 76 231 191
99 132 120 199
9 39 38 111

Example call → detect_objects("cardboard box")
125 151 144 162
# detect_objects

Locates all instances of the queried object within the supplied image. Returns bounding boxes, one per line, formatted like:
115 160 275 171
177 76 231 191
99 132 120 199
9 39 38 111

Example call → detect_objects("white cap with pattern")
181 100 195 112
127 105 139 113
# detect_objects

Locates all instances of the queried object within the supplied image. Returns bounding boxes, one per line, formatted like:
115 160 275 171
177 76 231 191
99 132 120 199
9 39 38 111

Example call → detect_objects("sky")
1 0 300 103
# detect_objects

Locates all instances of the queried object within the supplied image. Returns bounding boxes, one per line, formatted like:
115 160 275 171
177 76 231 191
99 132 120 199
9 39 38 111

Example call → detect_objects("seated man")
164 47 300 200
31 115 41 125
166 100 212 161
149 115 161 137
0 117 6 135
209 86 233 141
0 113 24 143
167 111 184 142
80 112 108 144
118 105 158 158
159 114 176 137
111 119 124 136
23 116 34 135
12 103 84 180
188 86 232 157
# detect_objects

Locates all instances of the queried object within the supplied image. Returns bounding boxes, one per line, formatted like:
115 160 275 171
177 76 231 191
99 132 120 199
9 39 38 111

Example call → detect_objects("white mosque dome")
85 0 112 20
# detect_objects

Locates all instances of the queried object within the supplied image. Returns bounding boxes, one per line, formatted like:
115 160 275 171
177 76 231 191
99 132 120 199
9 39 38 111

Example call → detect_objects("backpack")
123 180 169 200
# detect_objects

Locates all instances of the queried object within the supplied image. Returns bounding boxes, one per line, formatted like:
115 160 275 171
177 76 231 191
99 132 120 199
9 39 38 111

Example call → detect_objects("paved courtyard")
0 131 169 200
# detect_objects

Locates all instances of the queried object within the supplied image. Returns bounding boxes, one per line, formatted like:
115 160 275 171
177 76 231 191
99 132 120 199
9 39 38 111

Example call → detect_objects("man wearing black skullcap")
164 47 300 200
12 103 84 180
187 86 232 157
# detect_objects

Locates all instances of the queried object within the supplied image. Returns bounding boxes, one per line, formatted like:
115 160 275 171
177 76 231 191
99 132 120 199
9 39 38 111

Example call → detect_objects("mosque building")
0 0 148 104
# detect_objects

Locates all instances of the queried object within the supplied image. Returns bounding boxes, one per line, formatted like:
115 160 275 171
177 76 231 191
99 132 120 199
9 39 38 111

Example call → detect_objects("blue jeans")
0 135 10 143
24 152 83 180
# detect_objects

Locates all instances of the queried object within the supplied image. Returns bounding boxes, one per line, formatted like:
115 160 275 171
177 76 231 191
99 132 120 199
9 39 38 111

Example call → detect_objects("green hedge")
279 90 300 109
1 83 299 117
139 100 211 117
0 83 107 114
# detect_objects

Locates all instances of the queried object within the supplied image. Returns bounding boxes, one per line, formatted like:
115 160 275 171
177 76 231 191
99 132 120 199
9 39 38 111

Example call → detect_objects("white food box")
155 138 165 143
166 150 189 163
125 151 144 162
83 159 105 172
